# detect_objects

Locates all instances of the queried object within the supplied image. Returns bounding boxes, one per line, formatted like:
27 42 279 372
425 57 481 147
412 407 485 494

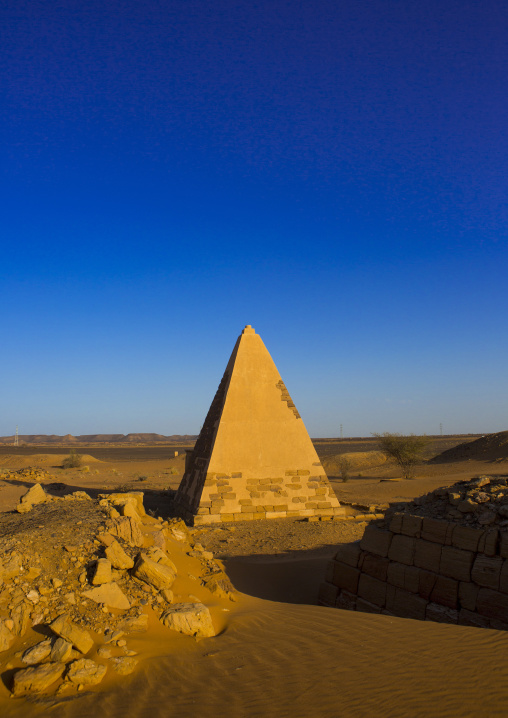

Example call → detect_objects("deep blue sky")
1 0 507 437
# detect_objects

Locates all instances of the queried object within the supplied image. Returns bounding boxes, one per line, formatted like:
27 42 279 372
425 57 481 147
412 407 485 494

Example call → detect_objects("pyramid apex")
242 325 255 335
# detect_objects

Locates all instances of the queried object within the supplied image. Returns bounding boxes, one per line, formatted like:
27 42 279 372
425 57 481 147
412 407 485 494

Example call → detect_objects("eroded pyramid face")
176 325 344 524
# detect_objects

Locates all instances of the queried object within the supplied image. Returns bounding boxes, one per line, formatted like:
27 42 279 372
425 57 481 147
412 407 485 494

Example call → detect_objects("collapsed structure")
319 474 508 630
175 325 345 525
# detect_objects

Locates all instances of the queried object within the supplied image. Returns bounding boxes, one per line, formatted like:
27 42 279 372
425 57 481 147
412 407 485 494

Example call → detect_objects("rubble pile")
0 467 56 482
0 486 235 700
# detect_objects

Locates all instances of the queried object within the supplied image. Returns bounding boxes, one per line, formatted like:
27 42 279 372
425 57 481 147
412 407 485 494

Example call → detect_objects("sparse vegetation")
373 432 429 479
338 456 352 482
61 449 83 469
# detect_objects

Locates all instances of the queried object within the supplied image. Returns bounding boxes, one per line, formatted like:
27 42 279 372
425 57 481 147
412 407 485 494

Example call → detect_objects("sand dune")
3 588 507 718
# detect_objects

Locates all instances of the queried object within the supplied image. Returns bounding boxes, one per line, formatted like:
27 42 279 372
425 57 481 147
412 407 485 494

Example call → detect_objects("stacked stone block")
178 468 344 525
319 513 508 630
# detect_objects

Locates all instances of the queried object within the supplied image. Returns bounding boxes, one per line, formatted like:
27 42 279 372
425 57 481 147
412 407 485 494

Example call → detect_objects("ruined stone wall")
319 513 508 629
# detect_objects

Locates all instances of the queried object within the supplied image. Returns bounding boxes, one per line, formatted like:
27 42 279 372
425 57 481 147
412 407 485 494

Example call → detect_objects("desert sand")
1 438 508 716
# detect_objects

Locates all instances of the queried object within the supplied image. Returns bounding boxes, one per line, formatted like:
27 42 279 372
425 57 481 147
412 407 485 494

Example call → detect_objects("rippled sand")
3 557 508 718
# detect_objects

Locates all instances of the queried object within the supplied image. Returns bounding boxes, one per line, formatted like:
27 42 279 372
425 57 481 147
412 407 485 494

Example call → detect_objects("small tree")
62 449 83 469
338 456 352 482
373 432 429 479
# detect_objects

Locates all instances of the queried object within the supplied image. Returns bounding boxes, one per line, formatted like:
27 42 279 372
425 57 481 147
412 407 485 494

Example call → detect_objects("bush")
61 449 83 469
373 432 429 479
338 456 352 482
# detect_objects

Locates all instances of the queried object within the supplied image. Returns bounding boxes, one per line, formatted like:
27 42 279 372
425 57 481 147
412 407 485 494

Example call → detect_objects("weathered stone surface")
83 582 131 610
107 516 144 547
458 498 477 513
50 614 94 654
359 525 392 558
105 540 134 570
421 518 453 545
333 542 361 568
318 582 338 606
66 658 107 686
459 581 479 611
386 586 427 621
401 514 422 538
20 483 48 507
160 602 216 637
357 574 387 608
3 551 23 580
50 638 73 663
21 639 52 665
117 614 149 633
110 656 138 675
104 492 146 518
414 539 442 573
92 558 112 585
440 546 474 582
0 619 15 652
146 547 177 573
388 535 415 566
418 570 438 600
471 555 503 590
361 553 389 582
476 588 508 623
335 589 357 610
458 608 490 628
12 663 66 696
451 525 483 553
478 529 498 556
425 603 458 624
356 598 382 614
387 561 406 590
430 575 458 609
12 601 31 636
388 513 404 534
132 553 176 590
331 561 360 594
500 531 508 559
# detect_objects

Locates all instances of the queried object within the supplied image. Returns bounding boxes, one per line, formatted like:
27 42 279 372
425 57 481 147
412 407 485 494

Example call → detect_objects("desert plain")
1 434 508 717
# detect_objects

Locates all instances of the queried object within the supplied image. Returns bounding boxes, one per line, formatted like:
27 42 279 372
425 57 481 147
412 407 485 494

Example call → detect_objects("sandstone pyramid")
175 325 345 525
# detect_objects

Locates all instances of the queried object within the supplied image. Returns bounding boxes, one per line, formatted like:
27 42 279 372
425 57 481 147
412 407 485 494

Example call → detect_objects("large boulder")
21 639 52 665
92 559 112 585
16 483 48 513
105 540 134 570
66 658 107 686
106 516 144 547
160 603 216 637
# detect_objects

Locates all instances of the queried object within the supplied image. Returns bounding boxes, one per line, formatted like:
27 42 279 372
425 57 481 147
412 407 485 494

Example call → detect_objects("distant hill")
430 430 508 463
0 433 198 445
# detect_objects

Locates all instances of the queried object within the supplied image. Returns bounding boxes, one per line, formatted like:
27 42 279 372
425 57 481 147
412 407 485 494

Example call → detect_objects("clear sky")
1 0 507 438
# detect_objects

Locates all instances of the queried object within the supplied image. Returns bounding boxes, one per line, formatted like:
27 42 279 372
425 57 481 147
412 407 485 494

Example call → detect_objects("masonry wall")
318 512 508 629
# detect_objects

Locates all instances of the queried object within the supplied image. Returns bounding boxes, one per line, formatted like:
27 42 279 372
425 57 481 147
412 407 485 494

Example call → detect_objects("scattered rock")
160 603 216 638
105 540 134 570
107 516 144 547
66 658 107 686
50 638 73 662
92 558 112 585
21 639 52 665
12 662 66 696
0 619 15 652
50 614 94 654
82 582 131 610
132 553 176 590
110 656 138 675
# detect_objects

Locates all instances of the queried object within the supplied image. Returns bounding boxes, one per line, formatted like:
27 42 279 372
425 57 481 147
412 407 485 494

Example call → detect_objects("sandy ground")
1 446 508 716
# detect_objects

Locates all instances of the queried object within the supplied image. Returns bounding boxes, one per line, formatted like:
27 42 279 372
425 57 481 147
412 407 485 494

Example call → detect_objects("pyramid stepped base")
174 501 346 526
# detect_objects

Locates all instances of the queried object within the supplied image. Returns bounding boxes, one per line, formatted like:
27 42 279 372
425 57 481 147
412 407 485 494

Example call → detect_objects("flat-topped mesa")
174 325 345 525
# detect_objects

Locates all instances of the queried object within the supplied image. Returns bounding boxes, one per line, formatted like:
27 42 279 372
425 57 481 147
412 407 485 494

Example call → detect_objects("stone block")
265 511 286 519
440 546 474 582
452 525 483 553
360 525 393 558
471 555 503 590
239 499 252 506
336 590 357 610
476 588 508 623
305 502 318 509
425 603 458 624
418 570 438 600
334 542 362 568
414 539 442 572
388 535 415 565
386 587 428 621
489 618 508 631
361 553 389 581
331 562 360 594
500 531 508 559
220 514 234 522
357 574 387 608
459 581 479 611
458 609 490 628
387 562 406 589
401 514 422 538
430 575 458 609
388 513 404 534
421 518 453 545
403 566 420 594
499 560 508 594
356 598 382 614
318 583 338 606
478 529 498 556
273 504 288 512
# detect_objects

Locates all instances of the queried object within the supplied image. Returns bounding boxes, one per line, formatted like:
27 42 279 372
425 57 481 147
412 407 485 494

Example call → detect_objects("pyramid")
175 325 345 525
